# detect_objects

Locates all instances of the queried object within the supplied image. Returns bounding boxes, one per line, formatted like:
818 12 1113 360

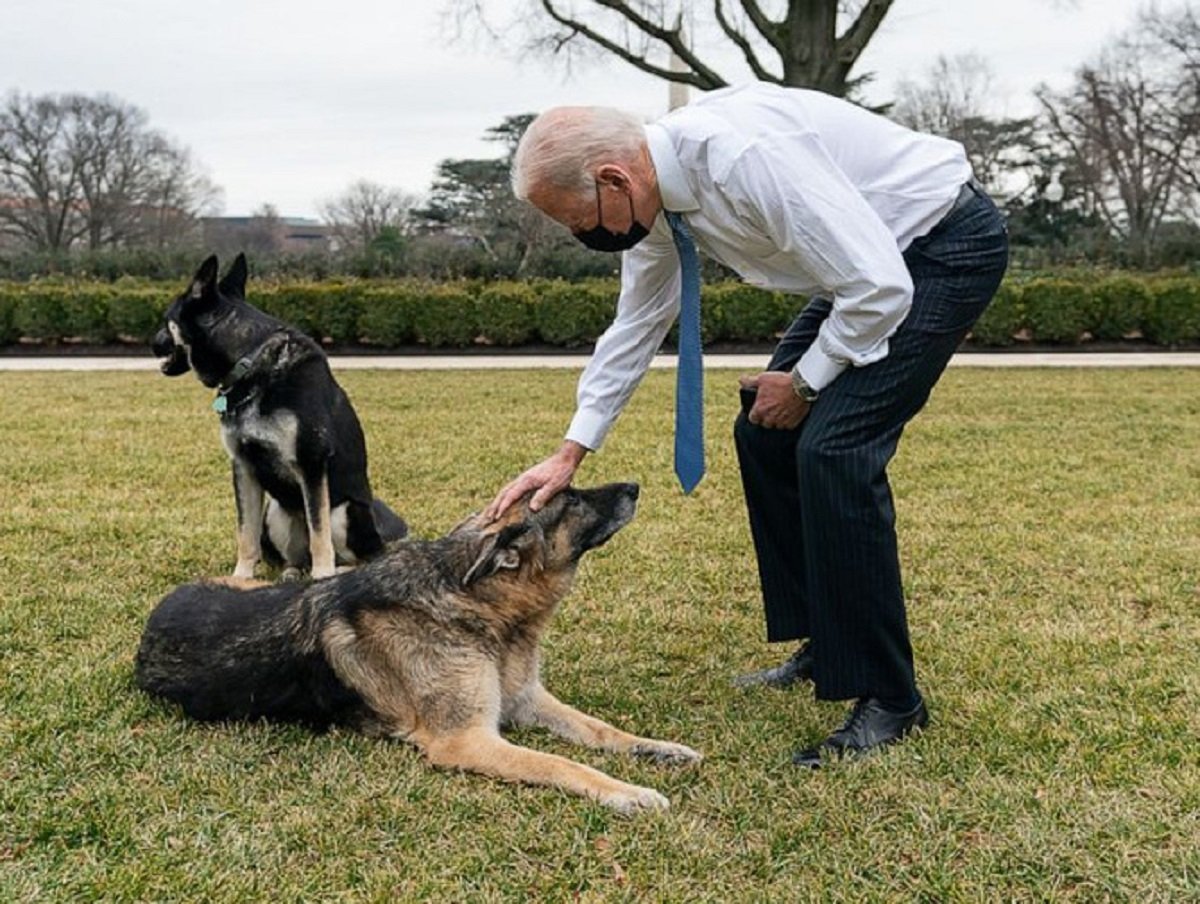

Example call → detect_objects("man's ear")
462 524 529 587
188 255 220 305
218 252 248 299
595 164 632 192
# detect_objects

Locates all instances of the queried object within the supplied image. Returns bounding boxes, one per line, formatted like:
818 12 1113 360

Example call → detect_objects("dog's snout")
153 326 190 376
151 327 174 357
614 482 639 513
569 482 640 556
588 482 638 511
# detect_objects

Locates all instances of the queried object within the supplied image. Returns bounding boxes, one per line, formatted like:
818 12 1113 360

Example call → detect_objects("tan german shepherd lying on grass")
136 483 701 813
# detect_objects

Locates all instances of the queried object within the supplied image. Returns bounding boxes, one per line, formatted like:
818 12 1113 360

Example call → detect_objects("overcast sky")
3 0 1150 218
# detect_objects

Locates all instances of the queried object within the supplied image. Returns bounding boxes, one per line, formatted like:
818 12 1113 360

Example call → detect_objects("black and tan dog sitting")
135 483 701 813
151 253 406 579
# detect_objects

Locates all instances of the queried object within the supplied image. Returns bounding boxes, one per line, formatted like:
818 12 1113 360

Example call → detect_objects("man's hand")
484 440 590 521
740 372 811 430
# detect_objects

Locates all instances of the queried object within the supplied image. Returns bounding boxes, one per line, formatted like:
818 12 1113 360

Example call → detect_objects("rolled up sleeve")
566 228 682 450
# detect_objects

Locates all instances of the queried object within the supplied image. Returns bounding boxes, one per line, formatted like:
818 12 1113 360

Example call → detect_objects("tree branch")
837 0 895 64
591 0 728 88
738 0 785 56
540 0 725 88
715 0 782 83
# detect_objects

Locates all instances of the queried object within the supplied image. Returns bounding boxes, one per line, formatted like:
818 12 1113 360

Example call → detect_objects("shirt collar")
645 122 699 213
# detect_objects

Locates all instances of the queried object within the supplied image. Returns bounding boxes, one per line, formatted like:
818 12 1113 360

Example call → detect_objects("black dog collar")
211 335 285 417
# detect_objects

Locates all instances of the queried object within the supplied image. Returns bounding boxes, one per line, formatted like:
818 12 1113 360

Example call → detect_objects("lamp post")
1044 172 1064 204
1042 172 1065 262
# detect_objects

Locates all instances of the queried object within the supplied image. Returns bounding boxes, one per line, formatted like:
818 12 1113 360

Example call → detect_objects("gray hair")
512 106 647 201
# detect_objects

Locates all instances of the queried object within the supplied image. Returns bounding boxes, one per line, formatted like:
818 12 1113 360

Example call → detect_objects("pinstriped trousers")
733 186 1009 702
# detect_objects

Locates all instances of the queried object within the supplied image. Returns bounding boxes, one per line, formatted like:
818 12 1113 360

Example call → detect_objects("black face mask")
573 182 649 252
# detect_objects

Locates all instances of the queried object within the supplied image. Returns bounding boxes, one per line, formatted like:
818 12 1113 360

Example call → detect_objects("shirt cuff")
565 408 607 452
796 343 848 392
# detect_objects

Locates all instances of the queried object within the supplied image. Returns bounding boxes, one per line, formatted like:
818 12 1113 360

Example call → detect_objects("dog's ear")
462 524 530 587
218 253 248 299
188 255 220 305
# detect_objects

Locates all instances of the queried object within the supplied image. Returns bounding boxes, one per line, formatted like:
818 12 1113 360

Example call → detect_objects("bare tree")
1140 2 1200 198
318 180 420 253
892 54 1037 193
137 139 222 249
0 94 85 252
443 1 896 98
1142 1 1200 67
1036 9 1200 263
892 53 995 137
0 92 218 254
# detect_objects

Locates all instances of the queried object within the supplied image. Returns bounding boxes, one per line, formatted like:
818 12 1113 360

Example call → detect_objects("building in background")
201 215 334 256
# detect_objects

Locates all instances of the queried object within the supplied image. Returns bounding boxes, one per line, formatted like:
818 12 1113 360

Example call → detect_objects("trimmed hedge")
964 274 1200 347
969 283 1023 346
358 285 417 347
1142 279 1200 345
533 280 617 347
256 283 343 342
702 282 802 343
0 273 1197 349
0 281 167 345
0 290 14 345
1090 276 1150 341
1023 278 1094 345
107 291 168 343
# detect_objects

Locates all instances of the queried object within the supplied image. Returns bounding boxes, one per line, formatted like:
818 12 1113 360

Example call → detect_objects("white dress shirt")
566 82 972 452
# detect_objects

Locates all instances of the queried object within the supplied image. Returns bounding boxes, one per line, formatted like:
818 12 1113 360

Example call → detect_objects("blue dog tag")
212 394 228 414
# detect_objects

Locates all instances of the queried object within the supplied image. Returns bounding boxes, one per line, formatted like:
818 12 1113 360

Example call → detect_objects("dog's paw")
630 741 704 765
280 567 305 582
232 560 258 579
310 565 337 580
601 783 670 815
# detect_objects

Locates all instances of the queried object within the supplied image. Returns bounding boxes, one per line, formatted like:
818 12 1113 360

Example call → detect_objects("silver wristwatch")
790 367 819 403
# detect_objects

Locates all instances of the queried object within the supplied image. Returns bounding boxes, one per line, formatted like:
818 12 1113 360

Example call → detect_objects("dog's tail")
372 498 409 543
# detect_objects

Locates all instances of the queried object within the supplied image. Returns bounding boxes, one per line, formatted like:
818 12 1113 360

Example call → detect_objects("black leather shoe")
732 643 814 689
792 695 929 768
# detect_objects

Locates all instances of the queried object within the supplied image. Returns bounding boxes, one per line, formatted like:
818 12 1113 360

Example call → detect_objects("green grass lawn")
1 366 1198 901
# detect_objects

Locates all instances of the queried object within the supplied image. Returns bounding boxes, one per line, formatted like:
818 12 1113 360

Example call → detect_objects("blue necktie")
664 210 704 494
